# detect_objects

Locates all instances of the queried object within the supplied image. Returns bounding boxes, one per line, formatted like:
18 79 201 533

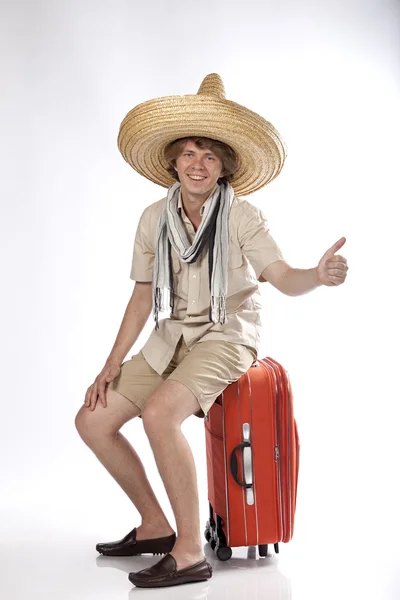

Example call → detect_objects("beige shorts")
107 336 256 418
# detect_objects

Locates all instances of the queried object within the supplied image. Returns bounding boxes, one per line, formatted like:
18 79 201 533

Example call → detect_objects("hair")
164 136 238 184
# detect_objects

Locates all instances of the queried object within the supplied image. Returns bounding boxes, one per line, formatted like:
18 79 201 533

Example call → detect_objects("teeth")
188 175 206 180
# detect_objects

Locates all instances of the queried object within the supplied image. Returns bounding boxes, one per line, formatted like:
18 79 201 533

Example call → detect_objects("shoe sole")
97 550 168 557
128 576 211 588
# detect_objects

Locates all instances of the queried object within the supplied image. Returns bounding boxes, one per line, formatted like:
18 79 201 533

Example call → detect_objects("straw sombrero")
118 73 286 196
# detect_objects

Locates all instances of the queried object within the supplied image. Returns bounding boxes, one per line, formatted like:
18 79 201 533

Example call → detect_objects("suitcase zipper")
274 445 280 461
274 367 284 540
275 363 294 541
286 371 293 539
269 359 293 541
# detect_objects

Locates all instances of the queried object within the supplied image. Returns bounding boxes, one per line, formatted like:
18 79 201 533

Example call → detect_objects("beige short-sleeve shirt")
131 191 285 375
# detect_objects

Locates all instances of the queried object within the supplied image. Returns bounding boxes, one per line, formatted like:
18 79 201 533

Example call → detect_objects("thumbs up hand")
316 237 349 287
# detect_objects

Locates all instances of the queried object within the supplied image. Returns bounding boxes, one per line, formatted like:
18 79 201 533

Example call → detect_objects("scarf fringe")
154 286 174 331
210 295 227 325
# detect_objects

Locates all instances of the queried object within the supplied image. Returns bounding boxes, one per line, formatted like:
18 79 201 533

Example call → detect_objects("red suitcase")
204 357 300 560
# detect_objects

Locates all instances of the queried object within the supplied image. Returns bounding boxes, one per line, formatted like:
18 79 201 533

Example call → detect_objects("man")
75 74 348 588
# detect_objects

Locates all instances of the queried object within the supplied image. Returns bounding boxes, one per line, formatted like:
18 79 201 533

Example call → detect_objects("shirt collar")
178 183 219 217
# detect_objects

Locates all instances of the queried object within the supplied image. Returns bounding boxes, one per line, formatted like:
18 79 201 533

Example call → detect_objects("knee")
74 407 92 443
141 405 160 434
74 406 115 445
141 404 179 436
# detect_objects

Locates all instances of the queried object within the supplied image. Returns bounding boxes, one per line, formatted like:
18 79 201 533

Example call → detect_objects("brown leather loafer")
96 527 176 557
128 553 213 588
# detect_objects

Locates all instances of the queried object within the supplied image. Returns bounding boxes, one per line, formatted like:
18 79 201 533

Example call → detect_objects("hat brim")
118 94 286 196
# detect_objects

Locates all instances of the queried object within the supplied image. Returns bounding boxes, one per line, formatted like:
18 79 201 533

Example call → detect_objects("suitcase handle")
230 442 253 489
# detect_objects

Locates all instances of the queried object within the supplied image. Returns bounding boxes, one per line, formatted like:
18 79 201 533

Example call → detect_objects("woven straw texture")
118 74 286 196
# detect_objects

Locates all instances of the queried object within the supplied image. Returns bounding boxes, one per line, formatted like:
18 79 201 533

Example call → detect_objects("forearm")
279 267 322 297
105 289 152 366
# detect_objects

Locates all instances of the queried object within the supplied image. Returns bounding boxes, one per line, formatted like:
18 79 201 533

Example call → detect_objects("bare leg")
141 380 204 569
75 388 174 539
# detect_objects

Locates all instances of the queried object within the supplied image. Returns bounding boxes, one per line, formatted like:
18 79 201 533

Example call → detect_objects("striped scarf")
153 181 234 329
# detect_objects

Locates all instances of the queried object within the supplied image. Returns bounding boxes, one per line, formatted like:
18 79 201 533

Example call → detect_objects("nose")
191 156 206 170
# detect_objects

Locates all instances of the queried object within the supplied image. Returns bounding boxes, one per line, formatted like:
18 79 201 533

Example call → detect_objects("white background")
1 1 399 599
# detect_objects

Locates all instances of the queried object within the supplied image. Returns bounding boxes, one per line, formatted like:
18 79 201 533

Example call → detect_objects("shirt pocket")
228 252 244 270
227 252 245 296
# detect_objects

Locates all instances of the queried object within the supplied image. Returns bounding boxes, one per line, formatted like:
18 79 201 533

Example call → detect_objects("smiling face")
174 140 225 203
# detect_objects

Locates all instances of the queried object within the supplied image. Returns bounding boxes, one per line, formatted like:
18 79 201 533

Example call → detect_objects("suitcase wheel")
216 544 232 561
274 543 279 554
204 514 215 543
204 522 212 542
205 506 232 560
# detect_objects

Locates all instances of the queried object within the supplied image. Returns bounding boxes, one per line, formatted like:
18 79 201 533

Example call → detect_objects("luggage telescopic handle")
230 442 253 488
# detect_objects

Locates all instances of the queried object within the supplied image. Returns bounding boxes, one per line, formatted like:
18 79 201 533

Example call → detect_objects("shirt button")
192 300 195 304
193 274 196 279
